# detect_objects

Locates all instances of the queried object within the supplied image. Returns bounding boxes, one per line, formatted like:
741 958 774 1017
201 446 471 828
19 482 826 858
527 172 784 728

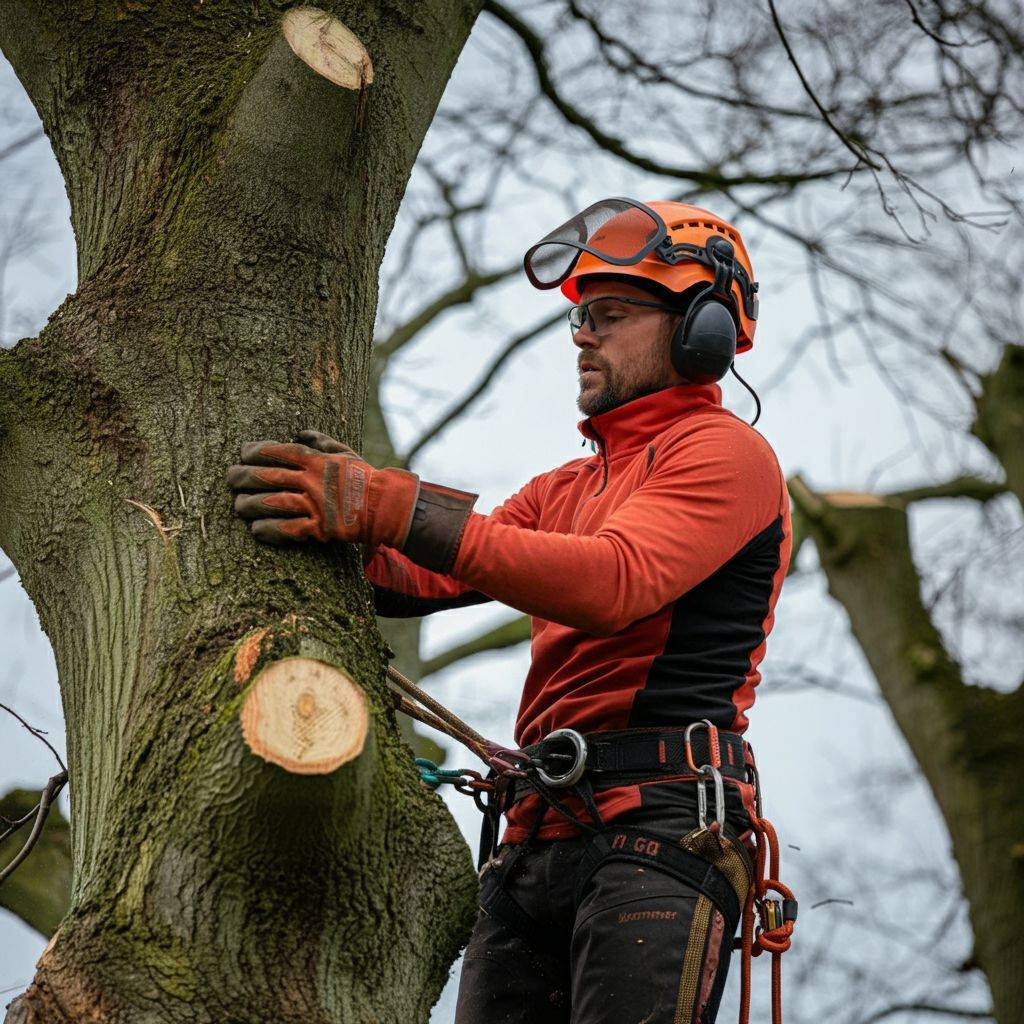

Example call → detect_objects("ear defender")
669 236 739 385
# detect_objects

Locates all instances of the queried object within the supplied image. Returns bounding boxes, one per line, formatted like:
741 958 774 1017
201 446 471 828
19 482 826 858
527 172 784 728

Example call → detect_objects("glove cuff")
402 481 478 573
367 467 422 549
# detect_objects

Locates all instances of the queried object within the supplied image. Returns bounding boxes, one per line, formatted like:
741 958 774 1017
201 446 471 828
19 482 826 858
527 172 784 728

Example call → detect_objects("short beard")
578 381 666 416
577 345 675 416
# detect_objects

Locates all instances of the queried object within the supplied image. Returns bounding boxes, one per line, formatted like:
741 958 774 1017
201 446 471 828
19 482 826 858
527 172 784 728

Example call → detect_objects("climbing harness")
386 664 797 1024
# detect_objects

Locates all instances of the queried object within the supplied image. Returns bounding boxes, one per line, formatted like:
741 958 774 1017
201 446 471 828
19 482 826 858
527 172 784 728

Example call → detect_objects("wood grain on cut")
240 657 368 774
282 7 374 90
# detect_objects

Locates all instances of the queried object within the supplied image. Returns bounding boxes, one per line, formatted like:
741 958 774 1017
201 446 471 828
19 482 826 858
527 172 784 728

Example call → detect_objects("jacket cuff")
401 481 478 574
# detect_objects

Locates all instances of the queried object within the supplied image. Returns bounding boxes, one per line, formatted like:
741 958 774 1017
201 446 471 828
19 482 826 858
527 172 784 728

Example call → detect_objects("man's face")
573 280 685 416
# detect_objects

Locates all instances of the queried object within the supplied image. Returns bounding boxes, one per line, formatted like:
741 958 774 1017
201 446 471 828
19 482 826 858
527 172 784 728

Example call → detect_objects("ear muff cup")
670 294 737 385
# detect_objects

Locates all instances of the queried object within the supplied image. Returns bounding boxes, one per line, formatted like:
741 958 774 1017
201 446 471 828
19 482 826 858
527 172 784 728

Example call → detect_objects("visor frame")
523 197 671 291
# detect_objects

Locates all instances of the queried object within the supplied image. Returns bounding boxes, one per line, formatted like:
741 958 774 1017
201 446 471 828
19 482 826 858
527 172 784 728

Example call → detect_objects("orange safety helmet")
524 198 759 352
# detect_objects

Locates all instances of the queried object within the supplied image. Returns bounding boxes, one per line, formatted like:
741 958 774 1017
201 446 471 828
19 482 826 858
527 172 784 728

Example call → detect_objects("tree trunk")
789 478 1024 1024
0 3 481 1020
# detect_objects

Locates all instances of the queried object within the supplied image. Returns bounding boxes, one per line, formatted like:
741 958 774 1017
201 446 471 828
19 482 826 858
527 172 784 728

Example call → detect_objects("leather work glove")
227 431 477 573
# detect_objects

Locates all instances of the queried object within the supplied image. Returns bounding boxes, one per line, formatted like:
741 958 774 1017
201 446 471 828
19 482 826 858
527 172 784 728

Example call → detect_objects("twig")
375 263 521 361
0 702 66 771
855 1001 993 1024
403 311 562 464
0 770 68 886
125 498 180 544
484 0 855 188
901 0 969 49
766 0 882 171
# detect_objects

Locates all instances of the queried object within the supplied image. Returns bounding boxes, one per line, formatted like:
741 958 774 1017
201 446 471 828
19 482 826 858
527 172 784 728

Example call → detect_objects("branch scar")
240 657 368 774
282 7 374 90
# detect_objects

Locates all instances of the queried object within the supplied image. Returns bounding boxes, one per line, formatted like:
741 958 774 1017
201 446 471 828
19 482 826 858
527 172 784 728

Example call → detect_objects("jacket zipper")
571 423 609 532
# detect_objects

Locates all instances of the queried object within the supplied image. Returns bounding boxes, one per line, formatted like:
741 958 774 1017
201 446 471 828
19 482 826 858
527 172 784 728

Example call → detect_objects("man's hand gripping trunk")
226 430 476 572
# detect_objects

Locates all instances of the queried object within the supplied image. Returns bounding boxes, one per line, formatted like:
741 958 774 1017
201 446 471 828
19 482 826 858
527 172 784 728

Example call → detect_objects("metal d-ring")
535 729 588 788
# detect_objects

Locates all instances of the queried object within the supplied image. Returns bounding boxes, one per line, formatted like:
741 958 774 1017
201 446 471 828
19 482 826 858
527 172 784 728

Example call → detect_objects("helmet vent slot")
676 220 739 243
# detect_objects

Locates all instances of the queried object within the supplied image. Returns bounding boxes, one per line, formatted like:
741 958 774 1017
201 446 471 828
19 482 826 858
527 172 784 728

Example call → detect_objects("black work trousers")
454 798 751 1024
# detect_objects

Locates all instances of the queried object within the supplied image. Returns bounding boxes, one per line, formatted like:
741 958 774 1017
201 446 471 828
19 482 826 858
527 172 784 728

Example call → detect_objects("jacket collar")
578 383 722 454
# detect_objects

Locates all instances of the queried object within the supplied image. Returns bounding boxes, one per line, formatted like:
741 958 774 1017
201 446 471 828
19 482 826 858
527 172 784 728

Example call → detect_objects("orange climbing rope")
739 812 797 1024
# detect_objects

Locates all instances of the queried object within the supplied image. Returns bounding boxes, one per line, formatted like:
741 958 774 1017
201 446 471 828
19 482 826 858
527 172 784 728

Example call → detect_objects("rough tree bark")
789 344 1024 1024
0 2 482 1021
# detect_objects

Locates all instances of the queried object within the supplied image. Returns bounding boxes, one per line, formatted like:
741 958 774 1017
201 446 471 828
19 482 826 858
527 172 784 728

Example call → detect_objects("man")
228 199 791 1024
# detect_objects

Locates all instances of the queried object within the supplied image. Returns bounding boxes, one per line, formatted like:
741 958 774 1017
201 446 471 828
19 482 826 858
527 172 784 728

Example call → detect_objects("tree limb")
0 788 70 938
483 0 858 188
402 309 562 463
421 614 531 679
375 263 521 361
885 476 1008 507
0 128 43 163
789 473 1024 1020
971 344 1024 509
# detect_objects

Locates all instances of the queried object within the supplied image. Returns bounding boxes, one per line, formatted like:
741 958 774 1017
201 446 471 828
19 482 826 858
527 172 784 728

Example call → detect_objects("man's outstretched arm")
227 421 788 635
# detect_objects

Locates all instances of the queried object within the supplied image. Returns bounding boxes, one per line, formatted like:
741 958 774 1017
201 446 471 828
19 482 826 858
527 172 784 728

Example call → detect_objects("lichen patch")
240 657 368 774
282 7 374 90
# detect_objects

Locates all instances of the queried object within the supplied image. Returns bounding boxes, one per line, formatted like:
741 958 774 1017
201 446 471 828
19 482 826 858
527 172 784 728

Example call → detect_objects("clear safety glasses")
567 295 679 337
523 198 667 290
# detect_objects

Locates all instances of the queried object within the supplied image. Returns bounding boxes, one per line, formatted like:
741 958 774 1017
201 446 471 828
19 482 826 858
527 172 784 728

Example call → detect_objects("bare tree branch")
0 771 68 886
0 787 70 937
0 702 66 771
766 0 882 171
856 1002 993 1024
421 614 531 679
0 127 42 163
885 476 1008 507
374 263 521 361
483 0 858 189
901 0 972 50
402 310 562 463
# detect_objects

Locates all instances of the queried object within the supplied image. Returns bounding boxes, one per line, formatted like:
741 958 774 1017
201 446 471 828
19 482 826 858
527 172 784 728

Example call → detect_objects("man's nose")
572 321 599 348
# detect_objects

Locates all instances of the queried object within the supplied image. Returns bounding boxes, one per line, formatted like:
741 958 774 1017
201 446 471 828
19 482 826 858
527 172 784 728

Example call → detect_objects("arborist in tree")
227 199 794 1024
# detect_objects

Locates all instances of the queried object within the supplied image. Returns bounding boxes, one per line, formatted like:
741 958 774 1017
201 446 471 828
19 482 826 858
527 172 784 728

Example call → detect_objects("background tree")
2 1 1021 1022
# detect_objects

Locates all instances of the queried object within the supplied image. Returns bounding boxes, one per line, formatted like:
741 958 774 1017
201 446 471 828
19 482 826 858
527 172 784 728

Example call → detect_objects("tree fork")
0 1 482 1020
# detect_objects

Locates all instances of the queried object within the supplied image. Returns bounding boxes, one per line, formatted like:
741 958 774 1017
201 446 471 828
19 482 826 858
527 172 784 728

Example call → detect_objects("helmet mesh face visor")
524 199 665 289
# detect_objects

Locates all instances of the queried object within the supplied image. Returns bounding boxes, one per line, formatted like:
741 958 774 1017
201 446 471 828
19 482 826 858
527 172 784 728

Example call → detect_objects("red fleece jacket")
367 383 791 839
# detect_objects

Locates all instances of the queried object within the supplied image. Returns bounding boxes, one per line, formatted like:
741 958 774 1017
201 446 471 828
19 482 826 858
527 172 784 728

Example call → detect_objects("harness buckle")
535 729 588 788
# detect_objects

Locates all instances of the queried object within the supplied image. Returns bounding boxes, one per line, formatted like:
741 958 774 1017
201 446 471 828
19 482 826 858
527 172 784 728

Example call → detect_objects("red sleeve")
450 421 788 635
365 471 545 611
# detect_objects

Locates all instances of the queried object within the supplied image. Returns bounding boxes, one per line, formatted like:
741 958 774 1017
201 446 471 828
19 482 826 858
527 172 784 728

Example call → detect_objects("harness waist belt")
527 727 750 784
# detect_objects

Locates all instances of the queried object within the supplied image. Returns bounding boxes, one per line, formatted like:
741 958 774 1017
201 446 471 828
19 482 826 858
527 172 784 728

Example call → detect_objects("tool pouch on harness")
574 826 745 938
